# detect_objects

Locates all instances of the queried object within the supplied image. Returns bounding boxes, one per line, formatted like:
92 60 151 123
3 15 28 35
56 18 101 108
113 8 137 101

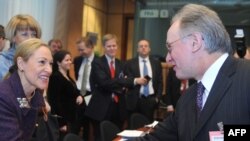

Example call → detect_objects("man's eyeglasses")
166 34 192 53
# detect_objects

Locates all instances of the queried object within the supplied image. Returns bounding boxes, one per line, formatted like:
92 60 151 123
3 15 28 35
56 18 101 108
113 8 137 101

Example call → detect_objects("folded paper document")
145 121 159 128
117 130 146 137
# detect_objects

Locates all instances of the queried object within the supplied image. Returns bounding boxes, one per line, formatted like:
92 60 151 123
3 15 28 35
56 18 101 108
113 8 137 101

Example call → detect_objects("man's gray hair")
172 4 232 54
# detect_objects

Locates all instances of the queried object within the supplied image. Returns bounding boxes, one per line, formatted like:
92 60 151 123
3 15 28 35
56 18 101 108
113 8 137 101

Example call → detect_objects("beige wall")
67 0 84 58
82 1 107 56
53 0 83 80
126 19 134 59
82 0 135 59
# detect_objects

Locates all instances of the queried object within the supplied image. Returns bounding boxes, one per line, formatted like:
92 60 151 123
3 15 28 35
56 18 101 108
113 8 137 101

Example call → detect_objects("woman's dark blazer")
47 71 81 126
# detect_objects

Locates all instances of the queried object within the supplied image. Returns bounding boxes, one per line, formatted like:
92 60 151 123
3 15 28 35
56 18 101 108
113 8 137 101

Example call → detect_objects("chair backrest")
161 62 172 95
63 133 82 141
100 120 120 141
130 113 150 129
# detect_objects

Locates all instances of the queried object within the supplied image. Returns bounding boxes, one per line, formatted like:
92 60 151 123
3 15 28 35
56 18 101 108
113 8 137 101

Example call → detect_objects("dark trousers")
90 101 126 141
74 103 90 141
134 96 158 122
90 119 101 141
105 101 124 129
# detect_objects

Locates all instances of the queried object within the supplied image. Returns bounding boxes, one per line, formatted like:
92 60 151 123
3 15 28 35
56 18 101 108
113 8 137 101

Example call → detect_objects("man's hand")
135 77 148 85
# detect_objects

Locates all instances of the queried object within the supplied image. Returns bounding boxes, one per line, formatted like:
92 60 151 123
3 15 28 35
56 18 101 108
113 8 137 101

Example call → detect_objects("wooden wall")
82 0 135 59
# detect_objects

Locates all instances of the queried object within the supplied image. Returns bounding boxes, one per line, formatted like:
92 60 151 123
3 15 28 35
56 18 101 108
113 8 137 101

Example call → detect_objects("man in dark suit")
85 34 147 141
73 36 97 141
165 68 196 112
124 39 163 122
133 4 250 141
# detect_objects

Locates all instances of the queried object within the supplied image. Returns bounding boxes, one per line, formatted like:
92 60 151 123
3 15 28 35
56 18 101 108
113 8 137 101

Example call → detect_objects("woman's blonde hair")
14 38 48 64
4 38 49 79
5 14 42 42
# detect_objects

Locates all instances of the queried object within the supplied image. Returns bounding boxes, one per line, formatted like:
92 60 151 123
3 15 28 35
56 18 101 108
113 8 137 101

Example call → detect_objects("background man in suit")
133 3 250 141
73 36 97 141
85 34 147 141
165 68 196 112
48 38 63 55
124 39 163 122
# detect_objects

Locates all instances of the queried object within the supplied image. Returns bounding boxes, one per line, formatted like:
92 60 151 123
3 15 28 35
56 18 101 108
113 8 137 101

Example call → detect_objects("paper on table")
117 130 146 137
84 95 92 105
145 121 159 128
118 138 128 141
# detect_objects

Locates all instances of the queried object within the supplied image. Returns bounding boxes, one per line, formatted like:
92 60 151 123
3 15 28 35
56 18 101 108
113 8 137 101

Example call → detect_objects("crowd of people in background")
1 3 250 141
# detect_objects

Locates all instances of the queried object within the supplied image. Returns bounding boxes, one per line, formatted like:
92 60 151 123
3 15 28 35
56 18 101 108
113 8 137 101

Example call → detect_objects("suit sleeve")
47 73 67 126
73 57 77 80
123 60 141 89
166 68 175 106
154 60 163 97
132 114 178 141
0 94 23 141
73 57 80 80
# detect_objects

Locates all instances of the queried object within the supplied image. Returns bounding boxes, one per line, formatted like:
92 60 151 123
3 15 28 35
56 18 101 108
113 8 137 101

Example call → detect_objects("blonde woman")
0 38 53 141
0 14 41 80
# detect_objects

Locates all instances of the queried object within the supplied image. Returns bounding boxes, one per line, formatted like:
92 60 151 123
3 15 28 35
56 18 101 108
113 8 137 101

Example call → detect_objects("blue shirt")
0 71 45 141
0 46 16 80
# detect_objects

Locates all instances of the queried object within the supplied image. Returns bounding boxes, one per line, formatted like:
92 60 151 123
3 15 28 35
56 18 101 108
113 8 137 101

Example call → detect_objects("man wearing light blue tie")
124 39 163 122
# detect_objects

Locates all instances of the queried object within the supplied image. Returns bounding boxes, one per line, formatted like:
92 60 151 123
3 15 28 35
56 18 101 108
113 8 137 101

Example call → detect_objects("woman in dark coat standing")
47 50 84 140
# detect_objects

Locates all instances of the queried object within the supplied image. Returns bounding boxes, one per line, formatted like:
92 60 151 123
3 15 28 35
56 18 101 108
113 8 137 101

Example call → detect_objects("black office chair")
100 120 120 141
63 133 83 141
130 113 150 129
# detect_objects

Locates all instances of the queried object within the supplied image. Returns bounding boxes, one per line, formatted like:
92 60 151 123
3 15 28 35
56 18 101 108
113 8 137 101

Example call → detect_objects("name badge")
209 131 224 141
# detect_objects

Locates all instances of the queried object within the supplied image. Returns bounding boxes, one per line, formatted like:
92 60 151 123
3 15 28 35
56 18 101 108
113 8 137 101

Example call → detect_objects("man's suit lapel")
185 84 199 140
114 59 121 78
193 56 236 137
101 56 112 78
132 58 140 77
102 56 122 79
149 58 158 83
75 57 83 79
90 55 97 90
